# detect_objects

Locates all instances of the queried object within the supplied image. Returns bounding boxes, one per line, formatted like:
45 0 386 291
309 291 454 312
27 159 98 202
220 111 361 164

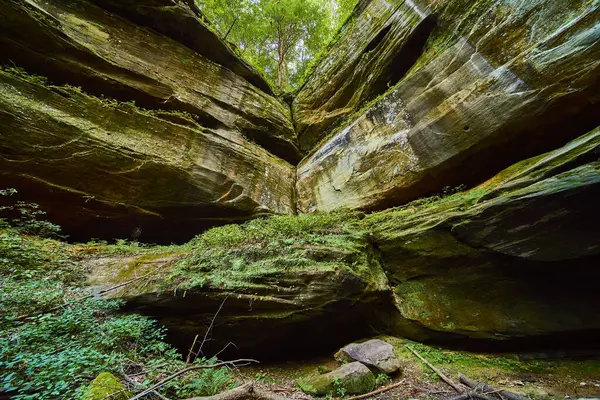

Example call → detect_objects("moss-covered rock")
296 0 599 212
363 127 600 343
85 212 392 359
0 69 295 243
0 0 300 162
88 0 272 94
298 362 376 396
81 372 131 400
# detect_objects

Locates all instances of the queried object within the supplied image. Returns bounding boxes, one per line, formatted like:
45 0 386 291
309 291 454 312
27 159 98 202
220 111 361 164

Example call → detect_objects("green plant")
0 189 62 238
0 298 179 400
375 373 391 387
174 358 236 397
332 377 346 397
0 228 183 400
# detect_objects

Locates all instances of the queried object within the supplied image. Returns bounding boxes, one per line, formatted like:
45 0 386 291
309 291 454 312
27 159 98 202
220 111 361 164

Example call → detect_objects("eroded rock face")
0 0 301 163
0 70 295 243
296 0 599 212
293 0 434 151
88 0 272 94
365 127 600 344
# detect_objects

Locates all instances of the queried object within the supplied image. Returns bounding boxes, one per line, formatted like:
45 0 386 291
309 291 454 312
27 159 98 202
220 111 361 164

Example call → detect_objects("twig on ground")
458 374 530 400
215 342 239 358
183 382 292 400
406 346 463 393
128 359 259 400
448 392 498 400
345 379 406 400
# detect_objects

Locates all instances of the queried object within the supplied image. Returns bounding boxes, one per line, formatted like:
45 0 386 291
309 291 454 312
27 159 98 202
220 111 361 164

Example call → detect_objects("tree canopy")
197 0 358 91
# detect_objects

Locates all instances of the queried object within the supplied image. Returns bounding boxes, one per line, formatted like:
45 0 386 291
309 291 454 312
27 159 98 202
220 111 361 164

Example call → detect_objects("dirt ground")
233 336 600 400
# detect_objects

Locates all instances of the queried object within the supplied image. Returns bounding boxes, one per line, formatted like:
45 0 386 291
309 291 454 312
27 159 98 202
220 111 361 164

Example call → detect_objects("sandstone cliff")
296 0 599 213
1 0 599 356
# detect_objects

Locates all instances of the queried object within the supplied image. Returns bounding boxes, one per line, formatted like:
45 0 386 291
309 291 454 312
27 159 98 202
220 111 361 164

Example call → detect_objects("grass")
380 337 600 397
162 210 377 292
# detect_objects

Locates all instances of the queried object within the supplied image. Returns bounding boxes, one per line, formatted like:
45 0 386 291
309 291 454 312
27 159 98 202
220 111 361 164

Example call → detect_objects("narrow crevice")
364 24 392 53
363 15 437 109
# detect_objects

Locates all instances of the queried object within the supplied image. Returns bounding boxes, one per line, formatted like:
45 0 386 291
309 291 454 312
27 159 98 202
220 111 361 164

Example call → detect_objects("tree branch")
458 374 531 400
345 380 406 400
184 382 292 400
406 346 463 393
128 360 259 400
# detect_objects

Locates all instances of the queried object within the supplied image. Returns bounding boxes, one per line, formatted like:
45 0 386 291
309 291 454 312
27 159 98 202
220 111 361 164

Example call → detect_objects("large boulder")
0 0 300 163
364 127 600 344
335 339 401 374
298 362 376 396
0 69 295 243
296 0 599 212
85 213 391 359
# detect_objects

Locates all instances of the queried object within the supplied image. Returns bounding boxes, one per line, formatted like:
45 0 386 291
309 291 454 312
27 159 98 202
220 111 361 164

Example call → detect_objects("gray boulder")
335 339 401 374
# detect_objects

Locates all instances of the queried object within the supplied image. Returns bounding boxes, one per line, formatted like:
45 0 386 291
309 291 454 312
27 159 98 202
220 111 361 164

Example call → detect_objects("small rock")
335 339 401 374
298 361 376 396
81 372 131 400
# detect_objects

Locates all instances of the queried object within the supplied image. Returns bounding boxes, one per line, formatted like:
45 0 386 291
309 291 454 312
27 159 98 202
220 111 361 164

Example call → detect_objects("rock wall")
0 0 300 242
296 0 599 213
1 0 599 354
293 0 435 151
0 69 295 243
84 128 600 355
0 0 301 163
367 126 600 344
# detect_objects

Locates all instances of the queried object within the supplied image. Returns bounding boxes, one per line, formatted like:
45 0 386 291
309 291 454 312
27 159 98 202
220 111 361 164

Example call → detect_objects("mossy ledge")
80 126 600 359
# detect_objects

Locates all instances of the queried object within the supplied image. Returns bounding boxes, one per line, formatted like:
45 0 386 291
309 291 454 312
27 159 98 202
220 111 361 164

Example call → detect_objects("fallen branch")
15 266 164 322
345 379 406 400
124 376 170 400
448 391 499 400
406 346 463 393
184 382 292 400
458 374 530 400
128 359 259 400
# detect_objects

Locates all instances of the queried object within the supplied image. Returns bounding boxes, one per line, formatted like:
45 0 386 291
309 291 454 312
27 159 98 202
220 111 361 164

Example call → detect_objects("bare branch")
128 360 259 400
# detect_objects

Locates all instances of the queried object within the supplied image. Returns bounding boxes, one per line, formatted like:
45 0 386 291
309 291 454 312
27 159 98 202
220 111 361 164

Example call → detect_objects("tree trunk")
277 40 284 89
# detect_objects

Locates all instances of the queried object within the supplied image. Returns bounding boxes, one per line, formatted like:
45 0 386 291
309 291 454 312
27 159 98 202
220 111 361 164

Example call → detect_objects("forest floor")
232 336 600 400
